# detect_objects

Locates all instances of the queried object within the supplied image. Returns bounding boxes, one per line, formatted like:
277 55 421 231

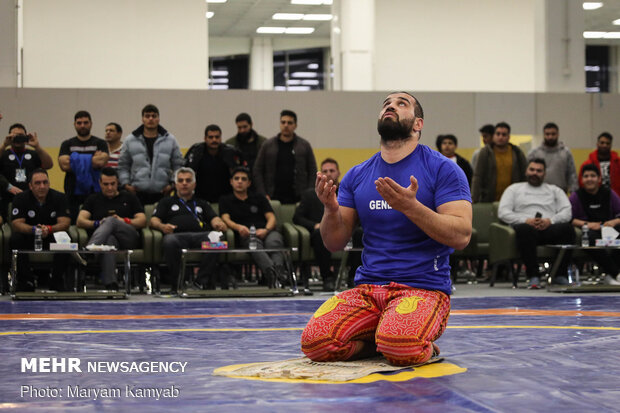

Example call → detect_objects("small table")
545 244 620 292
178 247 298 297
10 249 133 300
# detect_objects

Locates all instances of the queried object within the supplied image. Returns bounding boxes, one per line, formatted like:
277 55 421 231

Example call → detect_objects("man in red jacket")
580 132 620 197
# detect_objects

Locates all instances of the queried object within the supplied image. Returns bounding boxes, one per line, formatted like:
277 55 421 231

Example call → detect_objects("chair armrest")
488 222 518 264
281 223 300 261
294 224 313 261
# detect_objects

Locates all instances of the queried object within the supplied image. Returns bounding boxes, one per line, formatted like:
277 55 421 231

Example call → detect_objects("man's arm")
58 155 71 172
149 216 176 234
220 213 250 237
128 212 147 229
11 217 35 234
375 176 472 250
293 193 318 231
76 209 94 229
252 145 267 196
256 212 276 239
316 173 358 251
566 153 578 193
91 150 109 169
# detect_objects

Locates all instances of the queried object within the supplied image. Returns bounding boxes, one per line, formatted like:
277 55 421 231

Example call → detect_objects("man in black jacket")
185 124 246 203
436 134 473 186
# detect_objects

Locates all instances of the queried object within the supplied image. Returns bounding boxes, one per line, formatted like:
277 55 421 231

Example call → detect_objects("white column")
0 0 18 87
249 37 274 90
331 0 374 91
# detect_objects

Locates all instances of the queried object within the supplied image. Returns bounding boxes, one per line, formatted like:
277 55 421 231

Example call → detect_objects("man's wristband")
32 226 36 234
94 220 100 229
47 225 53 234
124 217 132 225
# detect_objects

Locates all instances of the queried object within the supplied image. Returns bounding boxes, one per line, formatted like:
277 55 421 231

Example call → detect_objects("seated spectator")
0 123 54 218
10 169 71 291
225 113 267 171
150 167 227 293
569 164 620 285
294 158 341 291
76 167 146 290
58 110 109 222
118 104 184 206
185 124 246 203
436 134 473 186
219 167 288 288
498 158 574 288
579 132 620 197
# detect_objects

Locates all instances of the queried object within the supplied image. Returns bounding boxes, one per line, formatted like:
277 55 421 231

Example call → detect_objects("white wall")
374 0 543 92
22 0 208 89
0 0 17 87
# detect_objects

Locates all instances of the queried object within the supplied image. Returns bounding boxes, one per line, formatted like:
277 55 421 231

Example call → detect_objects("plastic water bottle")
346 238 353 250
34 227 43 251
249 225 257 250
581 224 589 247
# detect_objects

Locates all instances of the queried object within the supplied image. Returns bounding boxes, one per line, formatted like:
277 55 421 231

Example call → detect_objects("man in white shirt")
498 158 575 288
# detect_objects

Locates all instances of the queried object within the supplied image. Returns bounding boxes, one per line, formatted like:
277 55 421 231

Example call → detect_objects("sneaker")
603 275 620 286
104 282 119 291
528 276 541 289
553 276 570 285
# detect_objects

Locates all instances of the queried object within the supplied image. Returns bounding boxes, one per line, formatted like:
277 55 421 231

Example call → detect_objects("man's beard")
377 115 414 142
527 175 542 186
544 139 558 147
237 130 252 143
77 128 90 138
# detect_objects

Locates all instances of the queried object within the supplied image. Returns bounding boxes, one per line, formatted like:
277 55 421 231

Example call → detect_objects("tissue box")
49 243 78 251
594 239 620 246
202 241 228 250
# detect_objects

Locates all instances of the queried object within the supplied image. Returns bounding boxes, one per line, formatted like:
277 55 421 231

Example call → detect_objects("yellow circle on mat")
213 362 466 384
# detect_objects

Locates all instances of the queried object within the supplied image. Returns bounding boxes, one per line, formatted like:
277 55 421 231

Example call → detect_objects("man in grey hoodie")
118 104 184 206
528 122 577 193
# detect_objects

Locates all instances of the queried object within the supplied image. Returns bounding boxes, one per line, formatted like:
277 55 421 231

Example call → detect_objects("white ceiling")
207 0 620 40
208 0 332 38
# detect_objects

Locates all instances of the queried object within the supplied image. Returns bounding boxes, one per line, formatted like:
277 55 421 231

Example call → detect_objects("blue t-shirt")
338 144 471 295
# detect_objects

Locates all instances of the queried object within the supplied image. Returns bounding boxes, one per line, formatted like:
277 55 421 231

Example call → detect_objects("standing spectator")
0 123 54 217
471 122 527 202
498 158 574 288
436 134 473 186
104 122 123 168
253 110 317 204
471 124 495 172
219 167 288 288
528 122 578 193
10 169 71 291
58 111 109 222
150 167 227 292
76 168 146 290
579 132 620 197
225 113 266 171
185 124 245 203
569 164 620 285
118 104 184 206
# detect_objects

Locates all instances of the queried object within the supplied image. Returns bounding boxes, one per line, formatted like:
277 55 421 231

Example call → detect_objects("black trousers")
10 232 70 291
513 223 575 279
310 228 333 282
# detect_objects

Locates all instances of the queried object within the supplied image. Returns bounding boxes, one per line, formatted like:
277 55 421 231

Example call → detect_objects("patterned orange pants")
301 283 451 366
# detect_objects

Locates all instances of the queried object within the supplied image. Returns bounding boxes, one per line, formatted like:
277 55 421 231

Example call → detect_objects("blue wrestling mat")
1 295 619 412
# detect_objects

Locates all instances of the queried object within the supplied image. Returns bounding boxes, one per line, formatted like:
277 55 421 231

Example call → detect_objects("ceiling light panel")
583 31 606 38
285 27 315 34
257 27 287 34
583 2 603 10
273 13 304 20
291 0 332 5
303 14 333 21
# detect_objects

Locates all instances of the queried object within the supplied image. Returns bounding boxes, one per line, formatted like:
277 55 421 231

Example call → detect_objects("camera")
12 134 29 144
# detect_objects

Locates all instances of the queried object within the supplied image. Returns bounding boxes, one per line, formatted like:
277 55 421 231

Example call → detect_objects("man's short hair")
74 110 91 121
174 167 196 183
320 157 339 170
141 104 159 116
100 167 119 179
280 110 297 123
231 166 251 180
598 132 613 142
495 121 511 133
581 163 600 177
204 124 222 135
479 124 495 135
29 168 48 182
543 122 558 131
529 157 546 170
106 122 122 134
235 113 252 124
435 134 457 149
8 123 26 134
